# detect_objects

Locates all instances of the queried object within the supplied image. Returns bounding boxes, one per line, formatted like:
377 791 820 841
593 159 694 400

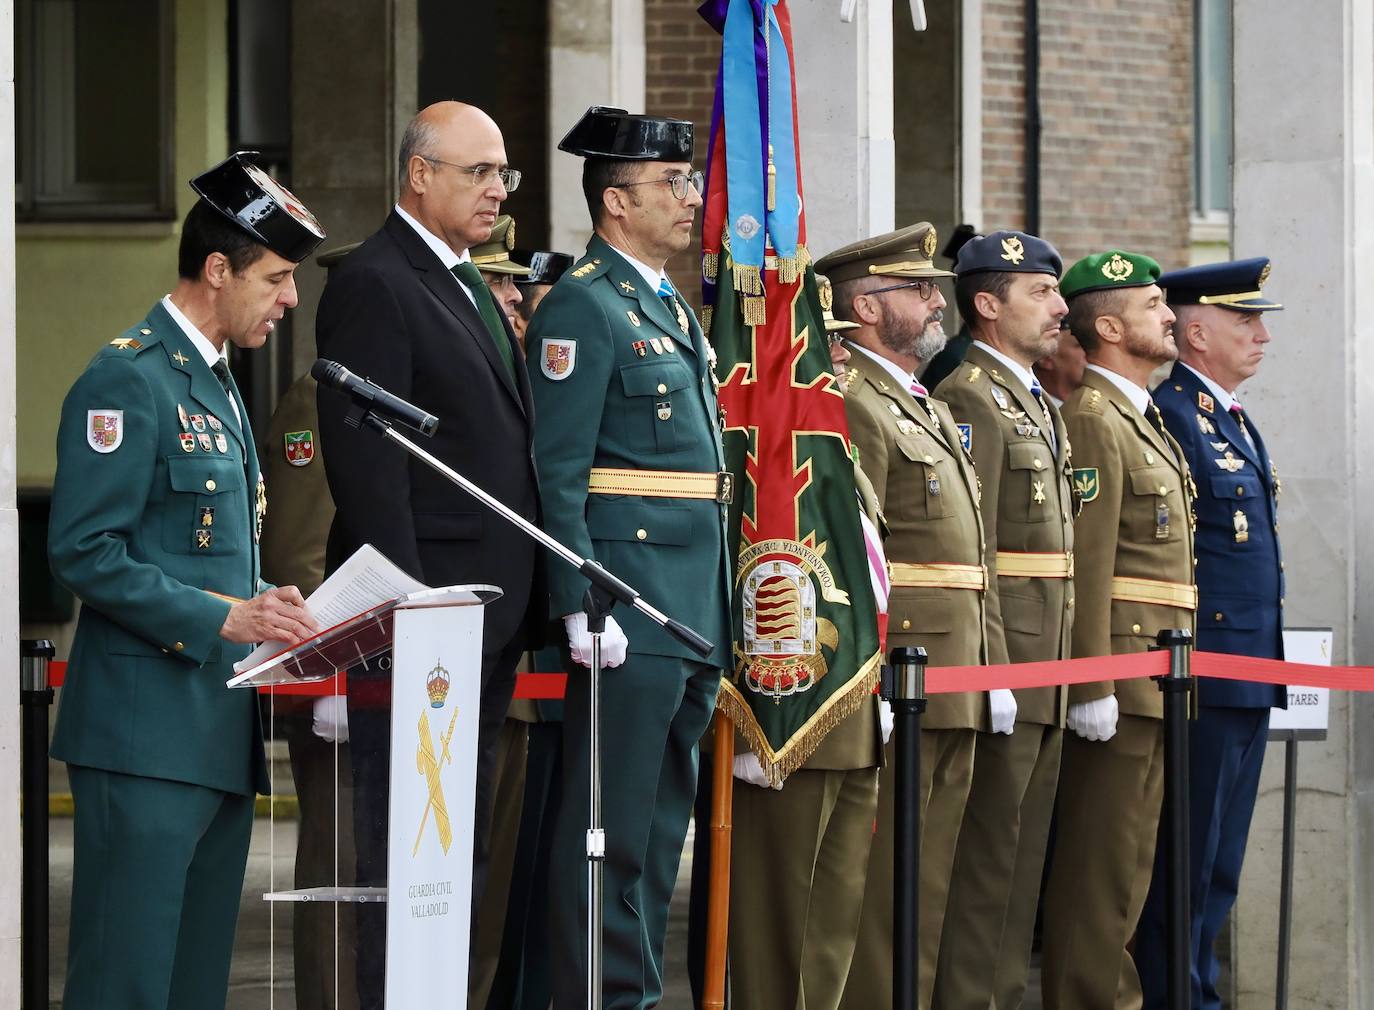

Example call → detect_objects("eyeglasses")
617 171 705 202
867 279 940 300
422 158 522 193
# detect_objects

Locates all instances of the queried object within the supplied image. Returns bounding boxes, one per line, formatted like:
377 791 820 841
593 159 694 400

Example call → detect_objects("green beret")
1059 250 1161 299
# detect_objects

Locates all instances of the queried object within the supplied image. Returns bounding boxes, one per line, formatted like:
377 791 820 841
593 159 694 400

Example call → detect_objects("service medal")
179 433 195 453
207 414 223 432
191 414 206 433
214 433 228 454
197 433 212 452
177 404 190 432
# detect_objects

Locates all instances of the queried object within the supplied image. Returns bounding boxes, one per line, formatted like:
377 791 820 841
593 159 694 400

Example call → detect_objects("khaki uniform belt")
888 562 987 591
995 550 1074 579
587 467 734 503
1110 576 1198 610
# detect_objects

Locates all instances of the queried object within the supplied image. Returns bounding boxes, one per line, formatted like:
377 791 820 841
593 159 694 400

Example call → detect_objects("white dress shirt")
161 295 241 427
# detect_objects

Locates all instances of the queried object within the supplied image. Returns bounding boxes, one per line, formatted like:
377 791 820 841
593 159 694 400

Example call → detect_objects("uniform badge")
86 410 123 453
664 339 677 353
284 429 314 466
1196 413 1216 435
256 474 267 544
177 404 190 432
1032 480 1047 505
1233 509 1250 544
1271 460 1282 498
656 400 673 421
926 472 941 496
957 422 972 453
197 433 213 452
990 386 1009 409
888 403 903 418
620 280 636 293
1210 441 1230 452
896 419 918 436
540 339 576 381
844 367 860 389
1000 236 1026 264
1197 391 1215 413
179 433 196 453
1155 501 1171 540
195 529 213 550
1144 451 1156 464
632 340 648 357
190 414 207 433
1214 452 1245 473
675 300 690 335
627 310 641 328
214 433 228 454
1072 467 1099 503
649 338 664 355
207 414 223 432
199 506 215 528
172 350 190 366
966 366 982 383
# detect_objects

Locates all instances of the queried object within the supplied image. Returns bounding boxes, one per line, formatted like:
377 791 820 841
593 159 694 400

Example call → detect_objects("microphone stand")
342 405 714 1010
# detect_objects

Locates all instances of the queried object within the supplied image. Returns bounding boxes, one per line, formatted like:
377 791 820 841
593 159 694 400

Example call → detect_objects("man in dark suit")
1137 258 1286 1010
315 101 545 1008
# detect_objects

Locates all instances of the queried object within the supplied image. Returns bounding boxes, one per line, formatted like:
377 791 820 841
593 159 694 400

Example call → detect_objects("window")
1193 0 1232 219
16 0 174 221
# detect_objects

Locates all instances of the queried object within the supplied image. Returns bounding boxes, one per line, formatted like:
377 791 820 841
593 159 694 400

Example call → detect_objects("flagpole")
702 711 735 1009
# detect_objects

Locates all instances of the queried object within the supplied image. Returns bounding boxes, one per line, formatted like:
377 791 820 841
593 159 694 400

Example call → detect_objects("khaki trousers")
1042 715 1164 1010
839 728 976 1010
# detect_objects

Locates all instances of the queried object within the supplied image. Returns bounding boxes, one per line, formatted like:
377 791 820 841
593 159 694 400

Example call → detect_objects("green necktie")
451 260 518 383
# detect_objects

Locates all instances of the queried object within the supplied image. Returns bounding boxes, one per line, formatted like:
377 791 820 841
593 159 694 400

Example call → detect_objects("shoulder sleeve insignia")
540 338 577 381
957 422 972 453
1072 467 1099 503
284 430 315 466
87 410 124 453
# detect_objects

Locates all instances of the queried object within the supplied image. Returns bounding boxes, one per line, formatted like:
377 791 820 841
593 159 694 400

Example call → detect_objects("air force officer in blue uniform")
1138 258 1286 1010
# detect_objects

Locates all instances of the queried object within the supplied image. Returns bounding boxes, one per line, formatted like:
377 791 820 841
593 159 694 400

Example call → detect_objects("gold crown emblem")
1101 253 1135 283
1000 236 1025 264
426 660 451 708
922 227 938 258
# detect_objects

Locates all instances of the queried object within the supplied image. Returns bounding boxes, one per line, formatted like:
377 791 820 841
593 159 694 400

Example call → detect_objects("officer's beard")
880 308 948 362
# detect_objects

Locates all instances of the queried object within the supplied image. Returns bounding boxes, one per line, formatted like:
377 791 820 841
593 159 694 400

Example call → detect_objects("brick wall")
645 0 719 310
982 0 1194 270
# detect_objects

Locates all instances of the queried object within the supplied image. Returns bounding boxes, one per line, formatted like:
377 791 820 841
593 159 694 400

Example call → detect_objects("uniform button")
173 642 185 652
1067 598 1074 608
901 619 912 630
1274 523 1280 532
1131 623 1142 634
924 455 934 464
1033 458 1044 470
1280 597 1285 607
1145 451 1155 464
205 479 217 491
1158 485 1168 495
1214 612 1224 622
140 328 152 335
657 383 668 394
1236 486 1245 496
1280 561 1286 571
636 528 647 540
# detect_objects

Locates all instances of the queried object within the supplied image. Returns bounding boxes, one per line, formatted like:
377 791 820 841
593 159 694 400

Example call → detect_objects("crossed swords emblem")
413 707 460 856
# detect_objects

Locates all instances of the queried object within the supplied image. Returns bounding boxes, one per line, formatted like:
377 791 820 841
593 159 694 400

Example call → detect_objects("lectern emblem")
413 661 459 856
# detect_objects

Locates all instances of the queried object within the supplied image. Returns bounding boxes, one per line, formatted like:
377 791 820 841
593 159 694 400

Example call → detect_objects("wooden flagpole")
701 710 735 1009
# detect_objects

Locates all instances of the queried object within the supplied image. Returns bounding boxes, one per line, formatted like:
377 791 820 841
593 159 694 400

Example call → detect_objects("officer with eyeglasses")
525 106 732 1010
315 100 547 1010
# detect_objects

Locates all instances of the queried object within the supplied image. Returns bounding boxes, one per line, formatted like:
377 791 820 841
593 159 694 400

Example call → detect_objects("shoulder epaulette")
1080 388 1104 414
103 323 158 356
568 257 608 282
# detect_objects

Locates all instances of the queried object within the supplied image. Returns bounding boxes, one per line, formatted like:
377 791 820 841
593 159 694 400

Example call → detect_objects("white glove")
311 695 350 744
732 751 781 790
1066 695 1120 742
879 698 895 745
563 612 629 669
988 689 1018 735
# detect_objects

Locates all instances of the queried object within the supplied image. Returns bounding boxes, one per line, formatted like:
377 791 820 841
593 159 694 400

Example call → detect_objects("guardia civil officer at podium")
526 106 732 1010
48 153 324 1010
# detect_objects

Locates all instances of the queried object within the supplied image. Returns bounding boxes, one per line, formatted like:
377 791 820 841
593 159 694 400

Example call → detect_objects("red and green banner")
700 0 880 783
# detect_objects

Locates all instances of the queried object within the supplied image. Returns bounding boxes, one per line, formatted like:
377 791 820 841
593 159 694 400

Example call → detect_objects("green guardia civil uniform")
727 458 885 1010
934 339 1073 1010
526 231 732 1010
49 302 271 1010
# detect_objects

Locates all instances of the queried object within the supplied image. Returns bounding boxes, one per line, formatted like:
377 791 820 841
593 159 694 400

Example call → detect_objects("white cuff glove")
879 698 895 745
312 695 350 744
563 612 629 669
1066 695 1120 742
732 751 781 790
989 689 1018 735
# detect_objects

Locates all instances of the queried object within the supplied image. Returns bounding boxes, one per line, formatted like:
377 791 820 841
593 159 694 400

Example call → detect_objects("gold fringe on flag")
776 256 801 284
732 263 764 296
702 251 720 282
742 294 767 327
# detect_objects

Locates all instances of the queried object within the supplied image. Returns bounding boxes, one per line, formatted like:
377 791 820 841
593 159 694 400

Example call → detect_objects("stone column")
547 0 645 256
1231 1 1374 1005
288 0 418 371
791 0 895 257
0 0 20 1001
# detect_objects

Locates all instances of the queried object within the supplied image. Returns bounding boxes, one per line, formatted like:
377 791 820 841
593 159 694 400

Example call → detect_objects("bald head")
397 102 510 255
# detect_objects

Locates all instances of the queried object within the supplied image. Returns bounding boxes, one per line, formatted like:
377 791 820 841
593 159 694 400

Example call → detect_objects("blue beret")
953 230 1063 278
1157 257 1282 312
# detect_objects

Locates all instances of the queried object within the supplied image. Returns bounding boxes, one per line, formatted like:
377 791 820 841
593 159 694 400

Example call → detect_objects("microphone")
311 359 440 436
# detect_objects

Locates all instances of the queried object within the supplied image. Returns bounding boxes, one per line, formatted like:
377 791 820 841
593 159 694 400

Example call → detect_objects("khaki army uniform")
728 461 885 1010
933 341 1073 1010
1041 366 1196 1010
839 347 988 1010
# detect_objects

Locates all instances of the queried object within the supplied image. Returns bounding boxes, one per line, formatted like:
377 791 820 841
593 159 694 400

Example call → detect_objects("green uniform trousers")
470 716 531 1007
729 766 880 1010
551 654 720 1010
63 765 254 1010
1042 715 1164 1010
840 728 976 1010
934 724 1062 1010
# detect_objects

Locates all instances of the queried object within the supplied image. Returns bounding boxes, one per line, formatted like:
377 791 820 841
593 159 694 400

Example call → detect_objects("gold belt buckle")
716 471 735 505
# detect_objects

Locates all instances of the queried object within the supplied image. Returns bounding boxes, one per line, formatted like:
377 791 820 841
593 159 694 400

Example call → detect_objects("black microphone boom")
311 358 439 436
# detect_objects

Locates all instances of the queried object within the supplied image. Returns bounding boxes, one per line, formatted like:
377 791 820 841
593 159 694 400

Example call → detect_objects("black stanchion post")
21 639 55 1010
1275 734 1298 1010
883 645 927 1010
1153 628 1193 1010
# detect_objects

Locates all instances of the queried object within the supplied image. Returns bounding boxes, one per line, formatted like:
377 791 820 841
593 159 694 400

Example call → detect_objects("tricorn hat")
190 152 326 262
558 107 694 162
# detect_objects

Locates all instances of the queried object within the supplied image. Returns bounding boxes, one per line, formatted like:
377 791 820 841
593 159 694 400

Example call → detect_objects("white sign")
385 592 489 1009
1271 628 1332 734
